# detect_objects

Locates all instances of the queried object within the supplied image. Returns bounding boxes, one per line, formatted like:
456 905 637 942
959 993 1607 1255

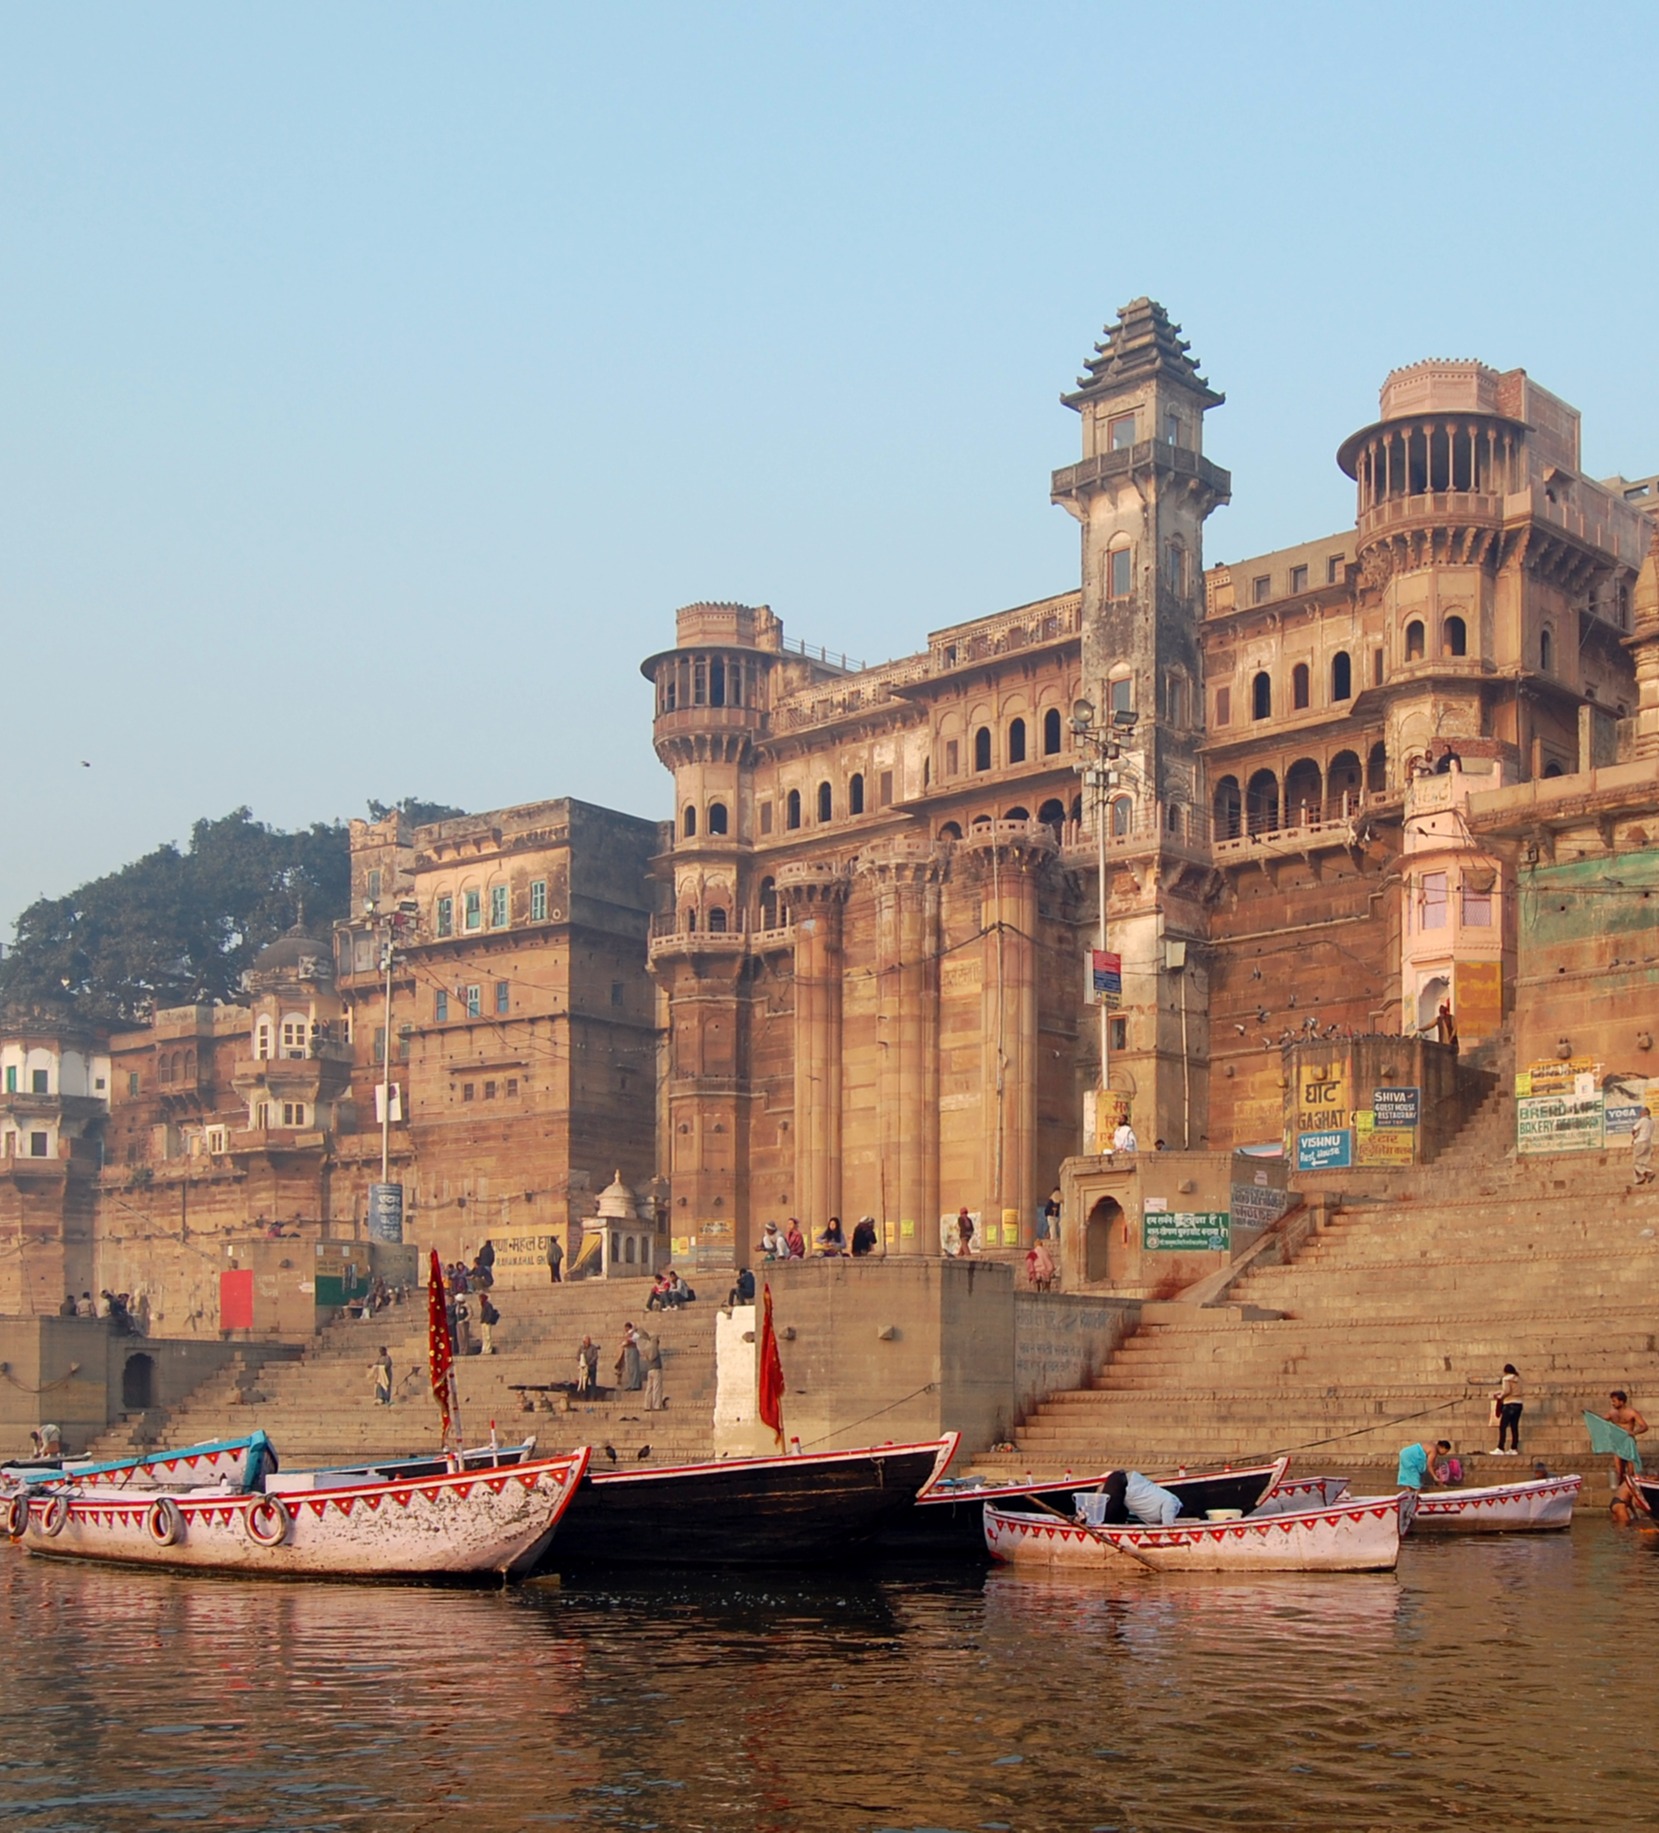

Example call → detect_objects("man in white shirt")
1121 1470 1182 1525
1112 1119 1138 1155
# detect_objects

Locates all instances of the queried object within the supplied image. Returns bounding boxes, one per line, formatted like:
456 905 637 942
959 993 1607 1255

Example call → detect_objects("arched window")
1164 538 1186 594
1213 776 1242 840
683 804 697 838
1543 760 1564 778
1069 794 1083 825
974 727 992 772
758 877 778 929
707 906 728 933
1252 672 1272 720
1245 769 1280 835
1367 742 1387 793
683 908 697 932
939 821 963 841
1539 627 1553 672
1008 718 1027 764
786 789 801 830
848 773 864 815
1038 798 1066 839
706 802 728 836
1110 674 1134 717
817 781 833 822
1331 651 1352 701
1285 758 1323 825
1328 749 1362 816
1108 543 1133 600
1292 663 1310 710
709 658 726 707
1444 615 1467 657
1043 708 1063 755
1166 803 1186 837
1110 796 1134 837
1003 806 1029 822
1405 620 1425 661
1164 675 1187 725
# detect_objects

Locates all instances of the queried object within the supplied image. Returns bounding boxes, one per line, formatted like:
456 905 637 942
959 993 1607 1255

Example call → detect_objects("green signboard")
1143 1210 1230 1252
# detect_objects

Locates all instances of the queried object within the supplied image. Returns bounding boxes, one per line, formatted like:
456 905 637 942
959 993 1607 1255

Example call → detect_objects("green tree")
366 796 466 826
1 809 349 1024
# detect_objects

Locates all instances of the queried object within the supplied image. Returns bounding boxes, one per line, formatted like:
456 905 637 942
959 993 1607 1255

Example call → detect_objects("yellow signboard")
1456 961 1502 1042
1296 1060 1351 1136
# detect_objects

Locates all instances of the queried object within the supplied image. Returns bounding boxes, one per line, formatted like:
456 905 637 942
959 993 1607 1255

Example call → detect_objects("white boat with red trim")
5 1447 591 1581
1408 1473 1581 1533
984 1491 1408 1573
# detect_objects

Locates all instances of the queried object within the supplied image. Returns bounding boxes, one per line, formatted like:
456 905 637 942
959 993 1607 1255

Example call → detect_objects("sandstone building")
643 300 1658 1268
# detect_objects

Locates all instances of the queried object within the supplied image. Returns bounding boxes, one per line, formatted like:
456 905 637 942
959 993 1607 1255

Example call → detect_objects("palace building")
643 299 1659 1268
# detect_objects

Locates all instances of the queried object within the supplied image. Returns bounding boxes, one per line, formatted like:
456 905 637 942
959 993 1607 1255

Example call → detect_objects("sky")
5 3 1658 934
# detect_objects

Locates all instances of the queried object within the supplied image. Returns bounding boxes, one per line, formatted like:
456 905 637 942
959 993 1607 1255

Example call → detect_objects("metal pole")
380 926 393 1186
1096 760 1110 1109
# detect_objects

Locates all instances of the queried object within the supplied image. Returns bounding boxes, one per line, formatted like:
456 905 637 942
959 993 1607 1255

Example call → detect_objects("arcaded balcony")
1341 413 1523 545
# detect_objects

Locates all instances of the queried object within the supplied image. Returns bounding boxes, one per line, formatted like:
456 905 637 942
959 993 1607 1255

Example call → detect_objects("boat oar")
1021 1492 1155 1571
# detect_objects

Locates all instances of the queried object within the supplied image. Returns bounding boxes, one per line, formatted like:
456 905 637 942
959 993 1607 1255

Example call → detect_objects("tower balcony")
1356 489 1503 549
1051 440 1231 510
232 1044 354 1104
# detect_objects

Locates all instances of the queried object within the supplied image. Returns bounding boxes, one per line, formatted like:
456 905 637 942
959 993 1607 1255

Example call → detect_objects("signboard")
1229 1181 1290 1233
1516 1058 1600 1099
1296 1129 1353 1171
1354 1113 1415 1166
1295 1061 1350 1135
1089 949 1123 1009
1607 1103 1647 1138
1086 1087 1129 1153
1516 1093 1604 1155
1143 1211 1230 1252
366 1182 404 1244
1371 1086 1420 1129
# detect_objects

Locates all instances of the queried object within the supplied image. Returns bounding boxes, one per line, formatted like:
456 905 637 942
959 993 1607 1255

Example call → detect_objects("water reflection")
4 1521 1659 1831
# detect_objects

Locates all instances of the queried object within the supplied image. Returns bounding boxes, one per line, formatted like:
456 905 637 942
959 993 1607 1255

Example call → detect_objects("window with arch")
1008 718 1027 764
1292 663 1310 710
1110 674 1134 717
786 789 801 830
1444 615 1467 657
1213 776 1242 840
1331 651 1352 701
1367 742 1387 793
939 820 963 841
1164 538 1187 595
1166 802 1186 837
1405 620 1425 661
1108 545 1133 600
1042 707 1063 755
683 908 698 932
849 773 864 816
1539 627 1553 673
1252 672 1272 720
1164 675 1187 726
1245 769 1280 835
707 801 728 835
817 781 832 822
758 877 778 928
707 906 728 933
683 805 697 837
1110 795 1134 837
973 727 992 772
1069 794 1083 825
1038 798 1066 839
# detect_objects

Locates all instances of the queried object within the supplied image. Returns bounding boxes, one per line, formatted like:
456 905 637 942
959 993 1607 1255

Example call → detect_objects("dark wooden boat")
875 1456 1290 1556
542 1433 959 1567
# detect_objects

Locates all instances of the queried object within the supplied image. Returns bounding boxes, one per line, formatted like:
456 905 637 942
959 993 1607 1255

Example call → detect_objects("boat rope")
1270 1394 1469 1459
795 1381 939 1451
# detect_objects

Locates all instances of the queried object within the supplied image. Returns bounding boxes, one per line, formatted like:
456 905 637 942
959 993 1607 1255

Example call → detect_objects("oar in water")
1022 1491 1155 1570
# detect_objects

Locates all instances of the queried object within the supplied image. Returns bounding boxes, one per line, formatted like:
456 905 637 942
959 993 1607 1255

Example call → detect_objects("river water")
3 1503 1656 1832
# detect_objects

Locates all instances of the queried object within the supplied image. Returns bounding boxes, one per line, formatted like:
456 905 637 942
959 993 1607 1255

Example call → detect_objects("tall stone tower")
1051 299 1230 1146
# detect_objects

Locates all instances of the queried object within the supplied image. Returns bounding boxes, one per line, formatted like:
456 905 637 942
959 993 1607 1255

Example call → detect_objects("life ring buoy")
5 1494 30 1540
244 1494 289 1548
145 1497 184 1547
41 1493 70 1538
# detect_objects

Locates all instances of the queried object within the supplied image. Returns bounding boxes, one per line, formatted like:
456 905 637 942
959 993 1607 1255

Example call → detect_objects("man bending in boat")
1396 1438 1453 1490
1076 1470 1183 1528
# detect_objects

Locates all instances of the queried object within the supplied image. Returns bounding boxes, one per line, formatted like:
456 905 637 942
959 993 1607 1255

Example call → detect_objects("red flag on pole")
757 1282 786 1451
427 1249 454 1448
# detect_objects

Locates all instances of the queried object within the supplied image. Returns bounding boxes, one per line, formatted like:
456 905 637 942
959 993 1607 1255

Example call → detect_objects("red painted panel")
219 1268 255 1332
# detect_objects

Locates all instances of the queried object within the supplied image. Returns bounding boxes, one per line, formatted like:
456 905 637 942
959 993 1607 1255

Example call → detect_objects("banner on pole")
1089 949 1122 1008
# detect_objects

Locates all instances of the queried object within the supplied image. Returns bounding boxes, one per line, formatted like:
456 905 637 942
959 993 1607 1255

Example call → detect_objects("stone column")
968 825 1049 1252
782 866 846 1233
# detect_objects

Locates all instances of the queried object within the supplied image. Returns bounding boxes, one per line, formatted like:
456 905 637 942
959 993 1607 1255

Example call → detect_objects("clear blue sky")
6 3 1657 934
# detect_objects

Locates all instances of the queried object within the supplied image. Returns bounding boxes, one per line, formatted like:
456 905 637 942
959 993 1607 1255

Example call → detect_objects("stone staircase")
982 1098 1659 1478
80 1282 722 1470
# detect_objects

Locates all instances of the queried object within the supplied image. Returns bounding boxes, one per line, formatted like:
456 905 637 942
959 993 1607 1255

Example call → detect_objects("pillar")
786 869 846 1232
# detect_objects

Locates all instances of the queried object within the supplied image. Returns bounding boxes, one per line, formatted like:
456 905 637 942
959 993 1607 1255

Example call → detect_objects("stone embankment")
80 1282 721 1469
984 1112 1659 1479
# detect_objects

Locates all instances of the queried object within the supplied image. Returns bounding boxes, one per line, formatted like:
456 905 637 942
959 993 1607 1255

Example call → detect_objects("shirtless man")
1605 1391 1648 1488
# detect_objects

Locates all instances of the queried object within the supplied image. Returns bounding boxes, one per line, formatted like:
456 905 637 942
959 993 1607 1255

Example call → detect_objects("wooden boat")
267 1437 539 1493
1252 1473 1352 1515
1 1433 276 1495
544 1434 960 1567
876 1457 1291 1557
4 1448 590 1582
984 1492 1408 1573
1408 1473 1581 1534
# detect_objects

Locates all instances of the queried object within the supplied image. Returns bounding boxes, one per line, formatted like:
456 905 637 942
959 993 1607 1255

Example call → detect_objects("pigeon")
1250 965 1263 980
602 1443 618 1464
636 1445 651 1460
80 760 92 768
1256 1007 1270 1024
1234 1023 1247 1035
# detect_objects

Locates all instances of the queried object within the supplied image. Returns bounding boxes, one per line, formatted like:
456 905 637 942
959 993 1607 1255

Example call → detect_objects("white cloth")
1122 1471 1181 1525
1112 1123 1138 1154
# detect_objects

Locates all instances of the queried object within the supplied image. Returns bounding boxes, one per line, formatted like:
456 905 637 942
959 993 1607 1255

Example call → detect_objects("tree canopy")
366 795 466 827
1 809 350 1025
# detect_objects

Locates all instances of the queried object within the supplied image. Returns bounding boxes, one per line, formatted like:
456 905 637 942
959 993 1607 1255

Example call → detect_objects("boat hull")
3 1433 274 1496
9 1450 589 1582
984 1493 1406 1573
878 1459 1290 1556
546 1435 959 1566
1409 1474 1581 1533
1252 1474 1352 1515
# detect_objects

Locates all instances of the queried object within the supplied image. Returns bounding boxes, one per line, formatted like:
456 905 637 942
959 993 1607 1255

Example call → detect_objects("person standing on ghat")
1632 1106 1655 1187
1492 1365 1524 1456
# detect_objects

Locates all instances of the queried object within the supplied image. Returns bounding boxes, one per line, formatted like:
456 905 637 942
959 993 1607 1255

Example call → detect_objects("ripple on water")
3 1520 1659 1830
